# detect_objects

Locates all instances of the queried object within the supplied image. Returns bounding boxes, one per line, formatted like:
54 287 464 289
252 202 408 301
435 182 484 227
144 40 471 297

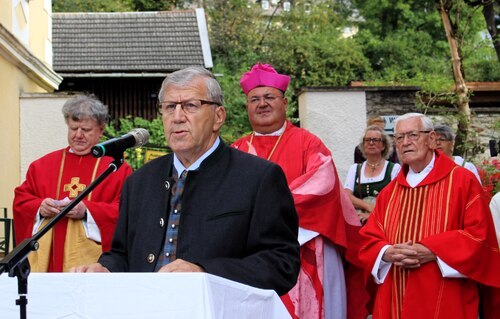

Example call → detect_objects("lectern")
0 273 291 319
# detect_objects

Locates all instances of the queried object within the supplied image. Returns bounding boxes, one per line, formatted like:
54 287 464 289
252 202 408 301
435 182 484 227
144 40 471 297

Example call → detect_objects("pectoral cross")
63 177 86 198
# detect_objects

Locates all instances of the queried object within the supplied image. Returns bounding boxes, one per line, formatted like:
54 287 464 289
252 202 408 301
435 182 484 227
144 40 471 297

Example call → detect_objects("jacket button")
159 218 165 227
165 180 171 191
147 254 155 264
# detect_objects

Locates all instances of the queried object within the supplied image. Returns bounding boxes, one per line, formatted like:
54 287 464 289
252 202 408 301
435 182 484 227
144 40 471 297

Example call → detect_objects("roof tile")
52 11 208 73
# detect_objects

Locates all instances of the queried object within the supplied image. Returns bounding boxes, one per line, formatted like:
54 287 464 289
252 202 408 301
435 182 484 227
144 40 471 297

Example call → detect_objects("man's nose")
256 97 268 106
402 134 413 145
172 104 187 121
75 129 84 137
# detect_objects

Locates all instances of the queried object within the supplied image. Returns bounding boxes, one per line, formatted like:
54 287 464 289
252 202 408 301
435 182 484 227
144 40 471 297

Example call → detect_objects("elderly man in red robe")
359 112 500 319
13 94 132 272
232 63 366 319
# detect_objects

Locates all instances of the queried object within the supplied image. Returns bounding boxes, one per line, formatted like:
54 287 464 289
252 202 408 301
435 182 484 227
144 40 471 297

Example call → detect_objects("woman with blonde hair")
344 125 401 225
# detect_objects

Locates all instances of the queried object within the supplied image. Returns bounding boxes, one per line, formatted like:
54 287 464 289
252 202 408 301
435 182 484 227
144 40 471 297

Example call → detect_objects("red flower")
477 159 499 202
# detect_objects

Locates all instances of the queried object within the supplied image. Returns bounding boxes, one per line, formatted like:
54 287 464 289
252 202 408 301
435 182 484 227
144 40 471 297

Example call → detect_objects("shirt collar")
173 137 220 178
254 121 286 136
406 153 435 187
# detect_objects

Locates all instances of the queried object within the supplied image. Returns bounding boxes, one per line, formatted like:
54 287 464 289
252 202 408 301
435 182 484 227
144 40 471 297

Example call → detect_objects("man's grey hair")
358 125 393 159
394 113 434 131
434 125 455 141
62 94 108 126
158 66 223 105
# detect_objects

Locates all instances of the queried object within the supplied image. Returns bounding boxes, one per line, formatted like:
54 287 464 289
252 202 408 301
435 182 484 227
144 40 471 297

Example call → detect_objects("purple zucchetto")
240 63 290 95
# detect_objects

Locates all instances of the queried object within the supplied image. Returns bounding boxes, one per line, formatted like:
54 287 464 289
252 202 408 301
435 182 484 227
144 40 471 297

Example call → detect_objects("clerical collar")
173 137 220 178
254 121 286 136
68 147 88 155
406 154 435 188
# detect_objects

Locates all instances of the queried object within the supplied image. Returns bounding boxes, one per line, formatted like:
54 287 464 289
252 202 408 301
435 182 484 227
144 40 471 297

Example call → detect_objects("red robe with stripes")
359 151 500 319
233 121 366 319
13 147 132 272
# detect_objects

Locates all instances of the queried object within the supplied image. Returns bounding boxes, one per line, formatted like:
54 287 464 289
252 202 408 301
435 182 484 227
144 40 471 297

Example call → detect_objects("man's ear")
428 131 437 149
213 106 226 131
99 125 105 137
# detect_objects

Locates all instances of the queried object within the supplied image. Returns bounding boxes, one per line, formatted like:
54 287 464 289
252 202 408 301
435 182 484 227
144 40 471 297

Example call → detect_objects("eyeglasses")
394 130 431 144
158 99 221 115
436 137 452 143
363 138 382 144
247 94 284 105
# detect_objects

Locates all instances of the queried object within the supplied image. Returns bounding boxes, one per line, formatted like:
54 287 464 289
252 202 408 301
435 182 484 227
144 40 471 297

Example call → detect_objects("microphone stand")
0 156 124 319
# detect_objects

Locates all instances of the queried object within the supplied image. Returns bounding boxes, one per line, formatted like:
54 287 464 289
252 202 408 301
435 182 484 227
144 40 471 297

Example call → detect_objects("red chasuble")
359 151 500 319
233 121 366 319
13 147 132 272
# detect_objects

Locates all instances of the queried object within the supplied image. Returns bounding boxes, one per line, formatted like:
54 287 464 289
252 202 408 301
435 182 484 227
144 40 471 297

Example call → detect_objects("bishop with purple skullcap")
240 63 291 95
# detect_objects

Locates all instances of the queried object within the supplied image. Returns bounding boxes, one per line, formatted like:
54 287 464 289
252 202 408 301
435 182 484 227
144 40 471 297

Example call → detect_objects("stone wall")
428 111 500 163
365 89 500 164
298 86 499 182
365 89 420 115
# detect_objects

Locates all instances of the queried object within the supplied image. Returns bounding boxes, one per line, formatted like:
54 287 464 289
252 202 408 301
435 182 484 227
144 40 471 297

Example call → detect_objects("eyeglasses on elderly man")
394 130 431 145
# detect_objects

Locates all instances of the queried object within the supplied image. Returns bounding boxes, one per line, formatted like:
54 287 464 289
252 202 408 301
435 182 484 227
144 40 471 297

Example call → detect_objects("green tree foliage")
353 0 499 158
206 1 371 87
212 64 254 140
262 3 372 88
132 0 189 11
352 0 499 86
205 0 264 72
464 0 500 61
105 117 168 170
205 1 372 138
353 1 448 83
53 0 499 90
53 0 191 12
53 0 135 12
53 0 499 153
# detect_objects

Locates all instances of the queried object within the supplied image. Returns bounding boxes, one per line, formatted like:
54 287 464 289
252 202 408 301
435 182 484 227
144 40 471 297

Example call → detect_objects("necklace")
366 160 382 172
249 132 284 161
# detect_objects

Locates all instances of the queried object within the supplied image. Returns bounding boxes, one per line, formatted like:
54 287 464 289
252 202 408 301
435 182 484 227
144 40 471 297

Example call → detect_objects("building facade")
0 0 62 215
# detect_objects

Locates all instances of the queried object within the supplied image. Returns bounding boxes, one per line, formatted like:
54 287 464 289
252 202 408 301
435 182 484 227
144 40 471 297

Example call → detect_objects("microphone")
91 128 150 158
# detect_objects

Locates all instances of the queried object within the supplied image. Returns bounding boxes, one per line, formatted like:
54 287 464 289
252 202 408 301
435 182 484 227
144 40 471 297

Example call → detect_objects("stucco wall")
0 0 61 219
0 1 12 29
0 57 49 214
298 88 367 182
0 58 22 213
19 94 69 180
29 0 53 66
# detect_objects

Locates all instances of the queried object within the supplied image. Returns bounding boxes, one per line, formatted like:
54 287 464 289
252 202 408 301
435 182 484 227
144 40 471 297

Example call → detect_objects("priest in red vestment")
359 113 500 319
232 63 367 319
13 95 132 272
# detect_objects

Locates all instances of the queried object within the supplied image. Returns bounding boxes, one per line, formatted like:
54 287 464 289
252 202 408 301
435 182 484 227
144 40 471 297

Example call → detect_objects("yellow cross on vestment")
63 177 86 198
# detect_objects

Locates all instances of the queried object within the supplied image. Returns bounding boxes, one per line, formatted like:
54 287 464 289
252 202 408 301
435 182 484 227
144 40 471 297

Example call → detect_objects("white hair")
394 113 434 131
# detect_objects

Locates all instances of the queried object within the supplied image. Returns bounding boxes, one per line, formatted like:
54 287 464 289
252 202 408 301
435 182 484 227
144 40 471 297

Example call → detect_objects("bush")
104 116 168 170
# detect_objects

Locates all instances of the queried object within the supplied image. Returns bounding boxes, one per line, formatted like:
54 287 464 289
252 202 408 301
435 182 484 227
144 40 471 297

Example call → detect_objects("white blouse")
344 160 401 191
